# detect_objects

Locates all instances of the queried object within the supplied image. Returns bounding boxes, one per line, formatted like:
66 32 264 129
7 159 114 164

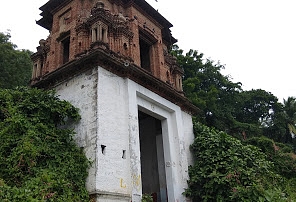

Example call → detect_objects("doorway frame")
138 110 167 201
127 79 190 202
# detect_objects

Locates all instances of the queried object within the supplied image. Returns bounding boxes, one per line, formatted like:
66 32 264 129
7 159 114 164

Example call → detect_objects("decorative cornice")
31 47 199 115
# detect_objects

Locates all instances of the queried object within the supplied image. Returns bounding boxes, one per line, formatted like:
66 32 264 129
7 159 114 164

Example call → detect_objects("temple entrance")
138 111 168 202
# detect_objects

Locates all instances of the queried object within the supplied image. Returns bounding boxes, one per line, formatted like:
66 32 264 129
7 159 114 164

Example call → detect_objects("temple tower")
31 0 197 201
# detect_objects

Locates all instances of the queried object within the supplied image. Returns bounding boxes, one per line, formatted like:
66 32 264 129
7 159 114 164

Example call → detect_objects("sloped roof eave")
37 0 173 31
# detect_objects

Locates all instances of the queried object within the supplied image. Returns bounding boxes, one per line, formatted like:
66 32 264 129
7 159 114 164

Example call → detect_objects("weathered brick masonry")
31 0 185 93
31 1 198 201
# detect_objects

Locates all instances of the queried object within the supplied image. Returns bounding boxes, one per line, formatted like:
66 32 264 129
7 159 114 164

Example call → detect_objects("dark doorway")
138 111 167 202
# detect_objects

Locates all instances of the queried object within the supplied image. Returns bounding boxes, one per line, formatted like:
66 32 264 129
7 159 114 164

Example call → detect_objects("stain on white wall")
54 66 194 202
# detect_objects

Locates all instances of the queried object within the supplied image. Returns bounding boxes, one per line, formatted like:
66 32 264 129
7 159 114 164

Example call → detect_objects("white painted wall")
55 68 98 193
54 66 194 202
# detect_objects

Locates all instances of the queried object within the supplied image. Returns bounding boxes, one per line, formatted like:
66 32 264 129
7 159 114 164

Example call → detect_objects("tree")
172 46 275 138
173 45 296 201
283 97 296 141
0 87 90 201
229 89 280 139
0 31 32 89
262 97 296 144
235 89 278 125
172 46 241 128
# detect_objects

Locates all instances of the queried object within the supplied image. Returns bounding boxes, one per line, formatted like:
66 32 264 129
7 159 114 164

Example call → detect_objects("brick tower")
31 0 197 201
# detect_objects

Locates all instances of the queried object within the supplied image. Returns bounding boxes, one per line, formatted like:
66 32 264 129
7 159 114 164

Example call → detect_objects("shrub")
184 122 289 201
0 87 90 201
142 193 153 202
245 137 296 179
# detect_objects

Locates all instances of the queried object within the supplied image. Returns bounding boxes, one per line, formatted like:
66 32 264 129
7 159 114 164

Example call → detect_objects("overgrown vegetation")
1 30 296 201
173 46 296 201
0 87 90 201
245 137 296 180
141 193 153 202
185 122 296 201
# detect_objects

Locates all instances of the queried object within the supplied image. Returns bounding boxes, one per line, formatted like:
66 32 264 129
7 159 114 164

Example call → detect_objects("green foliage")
141 194 153 202
0 87 90 201
174 45 296 201
236 89 278 125
283 97 296 144
262 97 296 146
171 46 280 138
172 46 241 118
245 137 296 179
0 31 32 89
185 122 296 201
173 45 296 152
